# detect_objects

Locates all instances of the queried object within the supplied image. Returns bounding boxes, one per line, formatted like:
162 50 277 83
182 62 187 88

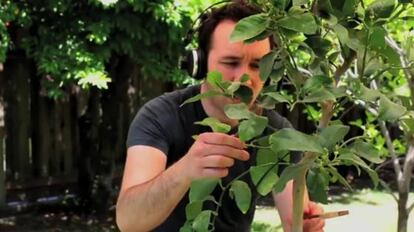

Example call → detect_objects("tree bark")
78 87 100 213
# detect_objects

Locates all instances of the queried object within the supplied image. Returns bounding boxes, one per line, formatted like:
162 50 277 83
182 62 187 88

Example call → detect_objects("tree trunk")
78 88 100 213
397 190 408 232
397 143 414 232
91 55 134 215
3 55 31 181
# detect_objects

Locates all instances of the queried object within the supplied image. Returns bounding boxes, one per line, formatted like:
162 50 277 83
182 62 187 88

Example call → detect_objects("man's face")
206 19 271 108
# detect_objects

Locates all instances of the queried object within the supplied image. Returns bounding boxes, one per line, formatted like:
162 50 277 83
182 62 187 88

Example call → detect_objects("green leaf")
224 103 252 120
300 88 337 103
366 0 396 19
274 163 308 192
256 147 279 166
227 82 241 95
259 51 278 81
189 179 219 202
240 74 250 83
234 85 253 104
358 84 381 102
230 13 269 42
326 165 353 191
318 125 350 151
263 92 291 103
230 180 252 214
206 71 223 88
304 36 332 57
402 118 414 134
195 117 231 133
293 0 310 6
238 115 268 141
333 24 349 45
277 13 318 35
369 26 387 49
349 141 384 164
179 221 193 232
270 128 325 154
185 201 203 220
250 165 279 196
342 0 358 16
307 169 328 204
303 75 333 93
378 95 407 122
192 210 212 232
377 45 401 67
181 90 222 106
337 153 379 187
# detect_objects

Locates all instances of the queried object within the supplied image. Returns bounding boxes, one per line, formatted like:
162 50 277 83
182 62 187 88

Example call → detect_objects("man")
116 1 325 231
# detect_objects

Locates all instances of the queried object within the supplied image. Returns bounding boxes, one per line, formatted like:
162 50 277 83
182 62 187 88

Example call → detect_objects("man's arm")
116 133 249 232
273 181 325 232
116 145 190 232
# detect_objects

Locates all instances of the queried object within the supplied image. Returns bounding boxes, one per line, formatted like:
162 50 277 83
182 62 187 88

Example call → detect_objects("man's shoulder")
146 85 200 109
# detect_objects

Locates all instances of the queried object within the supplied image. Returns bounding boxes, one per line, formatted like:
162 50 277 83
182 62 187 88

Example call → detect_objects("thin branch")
371 80 403 176
379 120 403 177
385 37 414 105
334 50 356 85
385 36 410 67
375 157 405 172
408 202 414 215
378 178 398 202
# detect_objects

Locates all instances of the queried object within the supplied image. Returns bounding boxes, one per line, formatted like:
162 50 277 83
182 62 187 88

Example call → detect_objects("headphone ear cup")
180 49 207 80
194 49 207 80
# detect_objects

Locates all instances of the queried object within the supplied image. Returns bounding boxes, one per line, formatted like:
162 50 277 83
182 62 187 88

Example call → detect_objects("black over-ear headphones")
179 1 231 80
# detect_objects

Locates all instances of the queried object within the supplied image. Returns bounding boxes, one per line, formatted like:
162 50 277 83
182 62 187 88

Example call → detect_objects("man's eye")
250 63 259 69
222 62 239 67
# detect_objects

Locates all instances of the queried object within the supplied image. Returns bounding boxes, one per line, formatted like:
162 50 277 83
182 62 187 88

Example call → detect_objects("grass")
252 188 414 232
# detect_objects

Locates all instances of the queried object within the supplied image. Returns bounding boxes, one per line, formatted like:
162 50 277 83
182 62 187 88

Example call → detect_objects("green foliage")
183 0 414 231
1 0 196 98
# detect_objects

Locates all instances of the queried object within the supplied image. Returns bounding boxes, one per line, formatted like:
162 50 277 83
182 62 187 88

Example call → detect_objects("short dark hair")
197 0 263 56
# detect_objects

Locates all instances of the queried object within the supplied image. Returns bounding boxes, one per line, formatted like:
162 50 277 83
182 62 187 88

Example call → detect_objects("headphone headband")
179 1 232 80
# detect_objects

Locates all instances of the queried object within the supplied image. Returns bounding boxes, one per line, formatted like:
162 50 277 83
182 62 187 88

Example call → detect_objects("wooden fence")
0 54 172 214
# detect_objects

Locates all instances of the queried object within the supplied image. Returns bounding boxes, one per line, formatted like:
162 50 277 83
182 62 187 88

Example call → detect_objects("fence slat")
0 127 5 209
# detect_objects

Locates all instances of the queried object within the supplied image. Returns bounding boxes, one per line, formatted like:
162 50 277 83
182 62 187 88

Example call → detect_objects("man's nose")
235 67 253 86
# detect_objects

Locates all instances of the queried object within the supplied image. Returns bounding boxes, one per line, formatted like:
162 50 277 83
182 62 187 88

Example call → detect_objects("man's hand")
303 201 325 232
179 132 249 181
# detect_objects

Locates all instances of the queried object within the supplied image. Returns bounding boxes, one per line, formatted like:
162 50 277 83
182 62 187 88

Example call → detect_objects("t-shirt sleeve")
126 96 176 155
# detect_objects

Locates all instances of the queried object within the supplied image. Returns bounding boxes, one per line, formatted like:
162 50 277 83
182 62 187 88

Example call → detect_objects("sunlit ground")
253 189 414 232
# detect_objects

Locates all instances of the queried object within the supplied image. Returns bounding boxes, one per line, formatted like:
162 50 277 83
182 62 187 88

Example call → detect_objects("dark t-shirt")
127 85 292 232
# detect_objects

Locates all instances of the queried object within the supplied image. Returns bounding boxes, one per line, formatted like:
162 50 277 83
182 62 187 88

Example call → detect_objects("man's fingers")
203 155 235 168
202 168 229 178
199 132 246 149
200 144 249 161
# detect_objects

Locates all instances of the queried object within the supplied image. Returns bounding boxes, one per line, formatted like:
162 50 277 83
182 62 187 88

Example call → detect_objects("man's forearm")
116 161 191 232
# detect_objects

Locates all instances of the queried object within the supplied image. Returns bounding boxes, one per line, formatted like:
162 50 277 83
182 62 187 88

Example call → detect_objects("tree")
0 0 200 213
180 0 414 232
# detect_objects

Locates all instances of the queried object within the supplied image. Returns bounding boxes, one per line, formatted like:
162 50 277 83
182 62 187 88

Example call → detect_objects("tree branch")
378 120 403 177
408 201 414 215
378 179 398 202
401 143 414 195
385 36 414 103
334 50 356 85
